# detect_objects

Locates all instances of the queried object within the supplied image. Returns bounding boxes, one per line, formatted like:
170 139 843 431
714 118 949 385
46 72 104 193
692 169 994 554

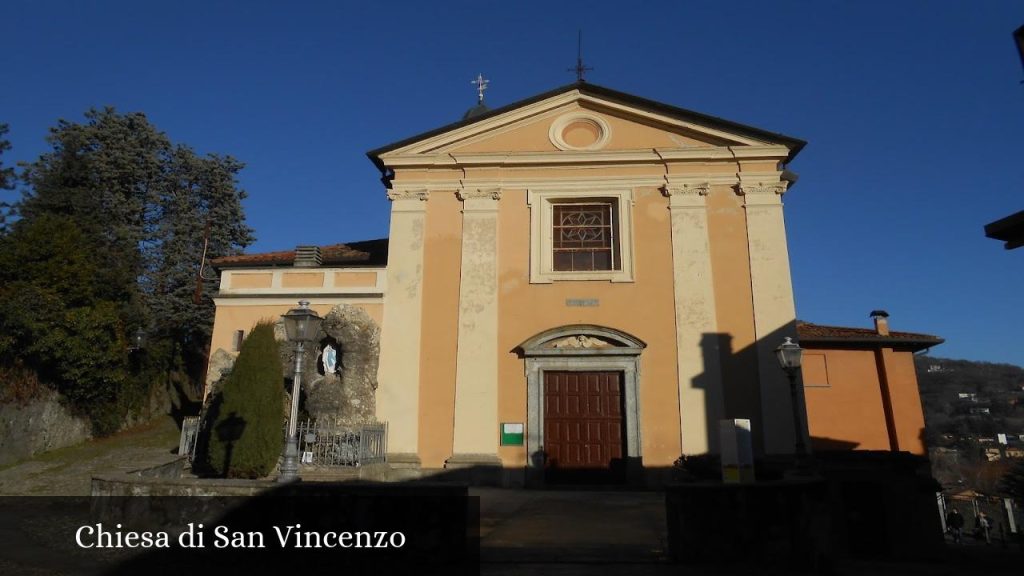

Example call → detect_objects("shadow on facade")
139 321 952 573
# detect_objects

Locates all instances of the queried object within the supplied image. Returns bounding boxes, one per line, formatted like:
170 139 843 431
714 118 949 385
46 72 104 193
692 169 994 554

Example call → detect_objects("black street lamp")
128 328 147 352
775 336 808 464
278 300 322 482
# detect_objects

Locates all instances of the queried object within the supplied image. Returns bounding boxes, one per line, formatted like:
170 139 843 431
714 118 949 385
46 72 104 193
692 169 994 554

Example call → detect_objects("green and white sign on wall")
500 423 524 446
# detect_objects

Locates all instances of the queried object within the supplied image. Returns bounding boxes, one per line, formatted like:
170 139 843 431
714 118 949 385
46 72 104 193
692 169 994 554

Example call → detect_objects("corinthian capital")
660 182 710 198
456 188 502 201
386 189 430 201
736 181 787 197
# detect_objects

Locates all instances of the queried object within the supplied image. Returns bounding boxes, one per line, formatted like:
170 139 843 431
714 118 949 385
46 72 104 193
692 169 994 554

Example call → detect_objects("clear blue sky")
2 1 1022 366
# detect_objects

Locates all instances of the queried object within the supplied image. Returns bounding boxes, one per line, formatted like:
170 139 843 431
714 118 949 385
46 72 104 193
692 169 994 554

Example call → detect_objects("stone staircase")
297 466 361 482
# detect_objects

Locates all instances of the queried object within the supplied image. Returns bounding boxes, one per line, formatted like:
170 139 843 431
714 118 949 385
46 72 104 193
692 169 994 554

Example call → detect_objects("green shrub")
0 362 45 405
205 321 284 478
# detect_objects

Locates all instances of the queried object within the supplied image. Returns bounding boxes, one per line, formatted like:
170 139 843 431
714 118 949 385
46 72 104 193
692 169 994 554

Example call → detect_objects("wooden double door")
543 371 626 484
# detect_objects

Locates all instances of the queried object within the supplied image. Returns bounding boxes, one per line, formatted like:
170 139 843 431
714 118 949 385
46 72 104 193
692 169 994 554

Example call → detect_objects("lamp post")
126 328 147 384
128 328 147 352
278 300 323 482
774 337 808 465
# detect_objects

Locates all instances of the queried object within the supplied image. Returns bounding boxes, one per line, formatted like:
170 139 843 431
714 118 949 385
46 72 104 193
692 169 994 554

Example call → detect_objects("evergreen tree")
0 214 129 433
206 322 284 478
1 108 254 432
0 123 12 188
0 123 14 230
19 109 167 312
149 146 253 379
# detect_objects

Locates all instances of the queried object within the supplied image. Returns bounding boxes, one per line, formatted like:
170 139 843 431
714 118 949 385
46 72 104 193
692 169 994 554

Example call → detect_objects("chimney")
294 245 322 267
870 310 890 336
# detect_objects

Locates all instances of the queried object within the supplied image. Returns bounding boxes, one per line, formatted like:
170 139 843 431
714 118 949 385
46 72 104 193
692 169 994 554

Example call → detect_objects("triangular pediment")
368 83 804 167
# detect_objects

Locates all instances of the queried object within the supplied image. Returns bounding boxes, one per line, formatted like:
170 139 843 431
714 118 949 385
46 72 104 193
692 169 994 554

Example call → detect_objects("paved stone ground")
1 427 1021 575
475 488 677 575
473 487 1024 575
0 416 182 496
476 488 668 562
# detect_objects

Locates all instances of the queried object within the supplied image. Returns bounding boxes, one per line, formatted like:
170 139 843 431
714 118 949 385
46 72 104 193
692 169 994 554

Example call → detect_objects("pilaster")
448 188 502 468
662 179 725 455
736 173 801 455
377 189 429 463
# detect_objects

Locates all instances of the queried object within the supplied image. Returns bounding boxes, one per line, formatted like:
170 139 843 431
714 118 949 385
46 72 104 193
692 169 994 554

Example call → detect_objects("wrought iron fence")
939 491 1022 544
359 422 387 465
179 416 201 462
294 420 387 467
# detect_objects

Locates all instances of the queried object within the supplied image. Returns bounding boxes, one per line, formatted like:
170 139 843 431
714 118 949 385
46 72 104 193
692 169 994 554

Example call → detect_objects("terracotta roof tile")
211 238 388 269
797 320 943 351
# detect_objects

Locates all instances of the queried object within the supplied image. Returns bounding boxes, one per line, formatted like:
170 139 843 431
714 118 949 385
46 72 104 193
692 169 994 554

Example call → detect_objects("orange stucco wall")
209 302 383 358
416 191 463 468
231 273 273 289
881 348 928 454
334 272 378 287
406 183 695 468
449 104 719 154
376 93 805 471
412 185 688 468
281 272 325 288
801 346 927 455
494 185 682 467
396 171 774 467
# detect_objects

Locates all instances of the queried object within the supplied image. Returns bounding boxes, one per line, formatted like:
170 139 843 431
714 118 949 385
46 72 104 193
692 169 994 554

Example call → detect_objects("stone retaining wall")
0 392 91 466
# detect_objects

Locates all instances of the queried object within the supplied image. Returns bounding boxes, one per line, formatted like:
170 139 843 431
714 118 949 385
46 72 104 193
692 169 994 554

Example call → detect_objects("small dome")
462 102 490 120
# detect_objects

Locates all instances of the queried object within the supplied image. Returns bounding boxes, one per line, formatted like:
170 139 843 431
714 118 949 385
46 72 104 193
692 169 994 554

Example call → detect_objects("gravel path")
0 416 182 496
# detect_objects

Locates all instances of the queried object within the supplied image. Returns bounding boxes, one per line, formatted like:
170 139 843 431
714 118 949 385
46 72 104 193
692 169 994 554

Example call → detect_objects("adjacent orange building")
208 82 942 486
798 313 942 456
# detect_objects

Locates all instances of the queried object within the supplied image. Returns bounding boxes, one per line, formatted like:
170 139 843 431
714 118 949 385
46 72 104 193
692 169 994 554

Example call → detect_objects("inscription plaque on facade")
565 299 599 307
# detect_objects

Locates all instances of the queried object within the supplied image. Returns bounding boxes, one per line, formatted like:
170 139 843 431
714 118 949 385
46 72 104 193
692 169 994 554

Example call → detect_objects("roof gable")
367 82 805 170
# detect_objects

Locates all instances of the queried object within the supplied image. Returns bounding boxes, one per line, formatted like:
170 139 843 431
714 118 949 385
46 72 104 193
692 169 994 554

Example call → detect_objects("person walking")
978 511 991 545
946 508 965 544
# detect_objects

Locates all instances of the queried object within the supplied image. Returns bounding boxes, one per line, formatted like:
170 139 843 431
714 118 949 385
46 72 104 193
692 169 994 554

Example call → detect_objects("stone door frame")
517 325 645 487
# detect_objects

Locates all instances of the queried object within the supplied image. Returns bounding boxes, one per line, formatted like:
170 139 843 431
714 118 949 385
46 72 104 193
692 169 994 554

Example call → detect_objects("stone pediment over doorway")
515 324 646 487
517 325 645 357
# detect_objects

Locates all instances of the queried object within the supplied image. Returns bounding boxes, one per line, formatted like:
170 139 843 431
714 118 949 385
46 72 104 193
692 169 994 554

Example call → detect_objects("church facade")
209 82 939 486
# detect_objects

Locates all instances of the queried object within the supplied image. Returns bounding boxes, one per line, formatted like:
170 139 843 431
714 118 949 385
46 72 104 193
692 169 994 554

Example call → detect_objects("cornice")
390 174 745 194
381 144 790 171
736 182 787 196
660 181 710 197
574 94 765 147
381 145 791 170
457 187 502 201
386 188 430 201
728 145 792 159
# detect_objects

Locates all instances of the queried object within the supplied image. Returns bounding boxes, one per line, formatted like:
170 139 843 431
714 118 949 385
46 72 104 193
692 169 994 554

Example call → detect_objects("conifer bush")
206 321 284 478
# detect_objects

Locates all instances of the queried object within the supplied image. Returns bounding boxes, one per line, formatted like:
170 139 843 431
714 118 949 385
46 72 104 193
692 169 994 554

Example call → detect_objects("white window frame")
528 188 635 283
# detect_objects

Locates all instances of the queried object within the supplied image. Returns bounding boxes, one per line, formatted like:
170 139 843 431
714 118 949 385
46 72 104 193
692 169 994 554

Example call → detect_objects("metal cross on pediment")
471 73 489 104
567 30 593 82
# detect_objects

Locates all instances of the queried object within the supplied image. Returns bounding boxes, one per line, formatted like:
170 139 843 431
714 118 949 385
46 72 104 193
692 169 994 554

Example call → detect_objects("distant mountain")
916 356 1024 443
916 356 1024 494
